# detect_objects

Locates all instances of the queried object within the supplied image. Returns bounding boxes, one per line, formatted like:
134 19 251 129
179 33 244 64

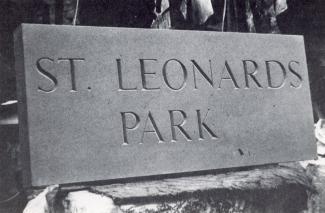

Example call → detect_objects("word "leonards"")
117 59 302 91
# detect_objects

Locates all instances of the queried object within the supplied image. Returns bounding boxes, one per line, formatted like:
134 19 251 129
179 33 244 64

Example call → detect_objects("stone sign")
14 24 316 187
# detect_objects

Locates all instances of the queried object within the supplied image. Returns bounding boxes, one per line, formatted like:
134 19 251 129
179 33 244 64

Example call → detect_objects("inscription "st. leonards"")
35 57 303 145
36 57 302 93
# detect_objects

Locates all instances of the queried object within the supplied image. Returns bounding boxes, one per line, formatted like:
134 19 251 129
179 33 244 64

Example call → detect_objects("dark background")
1 0 325 112
1 0 325 212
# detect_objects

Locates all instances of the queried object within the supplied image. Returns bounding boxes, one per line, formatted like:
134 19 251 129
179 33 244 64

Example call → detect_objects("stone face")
15 24 316 187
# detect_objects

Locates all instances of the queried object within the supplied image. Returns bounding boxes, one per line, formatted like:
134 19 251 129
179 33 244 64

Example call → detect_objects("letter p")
121 112 140 145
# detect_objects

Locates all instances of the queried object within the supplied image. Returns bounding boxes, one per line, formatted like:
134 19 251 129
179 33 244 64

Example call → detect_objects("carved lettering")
58 58 85 92
168 110 192 142
140 59 160 90
265 60 286 89
121 112 140 145
36 57 58 93
243 60 263 88
191 60 213 89
288 61 303 88
162 59 187 91
218 61 240 89
196 109 218 140
140 111 164 144
116 58 138 91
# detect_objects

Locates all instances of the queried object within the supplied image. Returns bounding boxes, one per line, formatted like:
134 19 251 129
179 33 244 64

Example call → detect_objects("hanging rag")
151 0 171 28
275 0 287 15
191 0 214 25
245 0 256 32
180 0 214 25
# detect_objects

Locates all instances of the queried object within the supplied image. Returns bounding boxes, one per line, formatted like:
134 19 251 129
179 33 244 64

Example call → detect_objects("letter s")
288 61 303 88
36 57 58 93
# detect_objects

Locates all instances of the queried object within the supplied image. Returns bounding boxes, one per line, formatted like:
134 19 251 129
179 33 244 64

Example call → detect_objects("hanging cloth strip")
245 0 256 32
275 0 287 15
180 0 214 25
191 0 214 25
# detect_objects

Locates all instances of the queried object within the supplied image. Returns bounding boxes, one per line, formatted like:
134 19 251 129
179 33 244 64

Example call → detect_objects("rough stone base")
23 164 317 213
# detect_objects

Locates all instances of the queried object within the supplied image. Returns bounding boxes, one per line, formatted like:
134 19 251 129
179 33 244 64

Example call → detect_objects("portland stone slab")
14 24 316 187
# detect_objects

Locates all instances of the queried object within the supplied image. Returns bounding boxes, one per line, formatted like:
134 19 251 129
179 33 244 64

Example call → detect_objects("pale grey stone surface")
15 24 316 186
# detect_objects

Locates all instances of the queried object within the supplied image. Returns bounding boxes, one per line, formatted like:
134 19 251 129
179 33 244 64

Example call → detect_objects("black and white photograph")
1 0 325 212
